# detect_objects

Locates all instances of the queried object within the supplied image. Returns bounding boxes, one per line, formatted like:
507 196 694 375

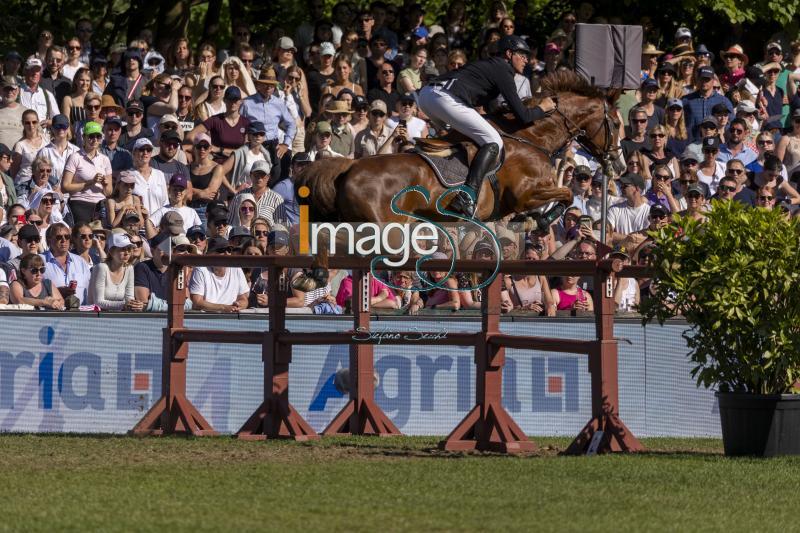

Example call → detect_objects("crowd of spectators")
0 3 796 315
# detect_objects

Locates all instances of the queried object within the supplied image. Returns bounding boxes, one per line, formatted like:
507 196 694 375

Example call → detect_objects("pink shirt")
64 150 112 203
335 275 393 307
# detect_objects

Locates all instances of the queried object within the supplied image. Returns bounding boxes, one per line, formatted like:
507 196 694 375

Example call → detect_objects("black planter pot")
716 392 800 457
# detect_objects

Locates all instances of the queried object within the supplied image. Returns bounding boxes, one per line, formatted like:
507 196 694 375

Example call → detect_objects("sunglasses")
757 140 774 145
178 95 193 101
93 233 106 240
189 234 206 242
650 133 666 138
215 247 235 254
211 84 225 90
86 134 103 141
759 195 775 201
67 46 81 51
730 128 745 134
240 206 255 213
127 111 143 117
24 121 39 126
136 146 154 153
86 104 101 110
718 185 737 193
631 119 647 124
650 213 668 220
381 70 394 75
27 267 46 274
54 234 70 242
687 192 703 199
727 168 744 174
213 220 227 227
40 198 55 205
29 220 43 226
130 240 143 247
196 143 210 150
370 110 385 117
23 236 41 242
576 175 592 181
79 233 93 240
654 175 671 181
288 76 301 81
162 141 180 149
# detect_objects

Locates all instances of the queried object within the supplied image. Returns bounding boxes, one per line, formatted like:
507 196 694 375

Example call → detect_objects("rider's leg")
418 86 504 217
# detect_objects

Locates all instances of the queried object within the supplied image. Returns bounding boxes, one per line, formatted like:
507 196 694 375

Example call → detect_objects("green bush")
641 200 800 394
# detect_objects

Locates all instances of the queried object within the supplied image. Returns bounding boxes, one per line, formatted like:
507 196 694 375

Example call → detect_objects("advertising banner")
0 315 720 437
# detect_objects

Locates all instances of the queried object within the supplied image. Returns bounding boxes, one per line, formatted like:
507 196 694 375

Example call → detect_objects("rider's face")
509 50 529 74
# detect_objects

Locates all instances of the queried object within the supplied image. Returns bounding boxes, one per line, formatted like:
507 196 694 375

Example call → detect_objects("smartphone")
579 215 593 229
398 119 407 128
14 215 26 224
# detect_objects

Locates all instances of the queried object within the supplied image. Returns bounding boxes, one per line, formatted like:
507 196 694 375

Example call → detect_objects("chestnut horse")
296 71 620 224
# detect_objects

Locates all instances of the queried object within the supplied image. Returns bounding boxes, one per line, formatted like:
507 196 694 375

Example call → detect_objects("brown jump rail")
131 255 646 455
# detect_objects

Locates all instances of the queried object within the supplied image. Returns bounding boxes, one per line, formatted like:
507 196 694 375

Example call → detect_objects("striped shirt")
229 187 284 227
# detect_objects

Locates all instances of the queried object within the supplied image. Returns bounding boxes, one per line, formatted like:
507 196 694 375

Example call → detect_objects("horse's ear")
605 88 623 105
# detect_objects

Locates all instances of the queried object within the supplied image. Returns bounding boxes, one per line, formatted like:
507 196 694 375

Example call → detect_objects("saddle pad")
414 149 470 187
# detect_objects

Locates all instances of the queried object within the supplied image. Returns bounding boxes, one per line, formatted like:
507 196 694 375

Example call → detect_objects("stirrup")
448 190 477 218
535 203 566 232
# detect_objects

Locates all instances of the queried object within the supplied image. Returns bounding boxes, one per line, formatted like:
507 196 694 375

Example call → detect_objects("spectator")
11 110 47 190
150 130 189 178
9 224 42 270
190 86 250 162
229 160 284 226
386 94 428 142
638 78 664 131
19 58 58 129
63 38 87 80
187 133 224 225
685 116 720 157
72 92 104 149
586 173 621 222
549 271 593 313
40 46 71 108
683 65 733 142
608 173 651 245
620 203 670 252
120 100 155 150
221 121 272 192
776 109 800 174
330 57 365 97
249 218 271 252
720 45 748 91
71 223 102 268
747 131 780 176
195 75 227 121
240 67 296 184
308 121 344 160
272 152 307 226
664 98 689 156
133 233 183 311
752 154 800 204
336 272 398 311
88 232 141 310
207 203 231 239
755 185 777 209
354 100 393 157
680 182 709 221
715 175 739 202
610 246 639 312
105 48 145 108
368 61 399 112
61 122 113 225
697 136 726 195
0 78 24 149
718 117 758 166
646 164 679 213
150 173 201 234
61 68 93 128
130 138 168 215
10 252 65 309
724 159 756 206
100 117 134 177
36 114 79 187
568 165 593 214
642 124 679 177
41 223 91 304
502 245 553 315
187 225 208 254
621 107 649 160
189 237 249 312
0 145 17 214
324 100 356 158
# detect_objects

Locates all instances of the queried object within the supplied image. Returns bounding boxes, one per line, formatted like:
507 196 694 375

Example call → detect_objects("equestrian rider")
418 35 556 217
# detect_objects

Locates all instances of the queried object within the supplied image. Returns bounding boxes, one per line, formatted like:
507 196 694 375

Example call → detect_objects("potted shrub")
641 200 800 456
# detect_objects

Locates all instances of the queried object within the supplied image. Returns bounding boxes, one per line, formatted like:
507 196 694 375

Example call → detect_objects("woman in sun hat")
720 44 749 89
641 43 664 81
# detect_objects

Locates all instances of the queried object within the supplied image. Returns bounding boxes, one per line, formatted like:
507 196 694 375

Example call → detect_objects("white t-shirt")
189 266 249 305
0 267 8 288
386 116 427 143
607 201 651 235
132 168 169 215
150 204 202 233
697 161 726 196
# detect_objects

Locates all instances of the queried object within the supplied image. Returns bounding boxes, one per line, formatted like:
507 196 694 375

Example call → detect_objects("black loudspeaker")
575 24 643 89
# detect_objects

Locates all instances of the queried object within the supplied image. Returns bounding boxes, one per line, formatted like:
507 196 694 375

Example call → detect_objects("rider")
418 35 556 217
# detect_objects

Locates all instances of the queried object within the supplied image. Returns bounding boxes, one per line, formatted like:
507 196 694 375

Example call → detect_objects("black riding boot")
448 142 500 218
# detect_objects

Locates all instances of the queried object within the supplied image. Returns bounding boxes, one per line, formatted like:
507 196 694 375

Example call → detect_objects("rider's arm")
497 70 547 125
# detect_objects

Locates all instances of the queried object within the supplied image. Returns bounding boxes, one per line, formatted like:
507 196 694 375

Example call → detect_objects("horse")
295 71 622 227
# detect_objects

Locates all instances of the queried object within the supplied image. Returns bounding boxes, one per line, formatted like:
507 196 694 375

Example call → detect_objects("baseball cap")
161 211 184 236
25 57 42 70
126 100 144 113
711 103 729 115
83 121 102 136
224 85 242 101
641 77 658 90
208 205 230 223
187 225 206 239
610 245 630 259
736 101 757 114
666 98 683 109
767 41 783 53
320 42 336 57
353 95 368 109
133 137 154 151
159 114 179 126
399 92 416 104
109 232 132 249
229 226 253 240
687 182 709 198
369 100 388 114
412 27 429 39
2 76 18 89
247 121 266 134
277 36 297 52
316 121 332 135
471 238 496 257
675 27 692 40
104 116 123 128
700 116 719 128
169 173 188 189
697 66 715 79
119 170 137 184
206 237 231 253
292 152 312 164
649 203 669 217
251 159 270 175
574 165 593 178
0 143 12 157
193 132 212 145
702 136 721 151
619 173 645 191
680 146 701 163
122 210 140 222
267 229 290 247
51 114 69 129
657 62 677 74
18 224 40 241
170 234 198 254
160 129 181 143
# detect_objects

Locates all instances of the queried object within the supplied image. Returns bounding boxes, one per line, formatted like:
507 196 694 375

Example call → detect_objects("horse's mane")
536 70 606 99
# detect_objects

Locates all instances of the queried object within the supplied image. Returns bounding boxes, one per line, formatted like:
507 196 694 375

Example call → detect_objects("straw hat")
324 100 353 114
255 67 279 85
642 43 664 56
720 44 749 66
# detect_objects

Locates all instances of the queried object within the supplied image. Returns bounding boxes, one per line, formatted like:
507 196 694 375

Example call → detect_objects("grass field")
2 435 799 532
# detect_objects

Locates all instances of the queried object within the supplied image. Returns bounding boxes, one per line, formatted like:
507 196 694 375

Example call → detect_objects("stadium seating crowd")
0 3 794 314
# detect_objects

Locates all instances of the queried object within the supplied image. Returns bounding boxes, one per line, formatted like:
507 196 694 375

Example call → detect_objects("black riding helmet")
498 35 531 55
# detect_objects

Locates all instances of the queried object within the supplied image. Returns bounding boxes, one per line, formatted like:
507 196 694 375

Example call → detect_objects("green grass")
1 435 798 532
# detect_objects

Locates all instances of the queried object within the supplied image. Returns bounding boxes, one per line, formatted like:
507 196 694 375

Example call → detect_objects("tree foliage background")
0 0 797 57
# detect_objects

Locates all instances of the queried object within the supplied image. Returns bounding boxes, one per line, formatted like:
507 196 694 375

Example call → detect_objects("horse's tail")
294 158 357 220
